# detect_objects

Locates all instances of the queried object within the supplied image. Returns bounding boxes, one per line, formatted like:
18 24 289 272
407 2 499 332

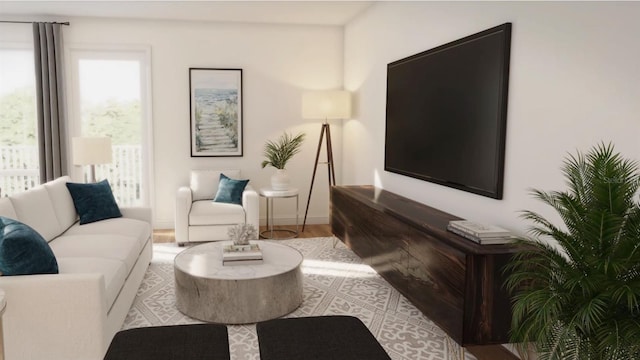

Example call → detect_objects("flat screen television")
385 23 512 199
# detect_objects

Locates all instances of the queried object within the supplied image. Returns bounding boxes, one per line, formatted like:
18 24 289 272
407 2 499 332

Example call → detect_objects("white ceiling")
0 1 374 26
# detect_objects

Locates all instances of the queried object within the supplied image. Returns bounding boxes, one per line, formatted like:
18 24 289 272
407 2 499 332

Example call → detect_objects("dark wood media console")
330 185 519 346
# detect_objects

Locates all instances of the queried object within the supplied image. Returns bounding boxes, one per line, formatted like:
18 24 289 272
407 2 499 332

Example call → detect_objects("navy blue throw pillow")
0 216 59 276
66 179 122 225
213 173 249 205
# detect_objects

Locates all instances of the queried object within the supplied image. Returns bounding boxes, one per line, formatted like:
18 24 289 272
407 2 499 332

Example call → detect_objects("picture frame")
189 68 243 157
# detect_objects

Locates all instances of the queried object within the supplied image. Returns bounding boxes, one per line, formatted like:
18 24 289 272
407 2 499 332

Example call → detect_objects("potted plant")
261 132 305 190
505 143 640 360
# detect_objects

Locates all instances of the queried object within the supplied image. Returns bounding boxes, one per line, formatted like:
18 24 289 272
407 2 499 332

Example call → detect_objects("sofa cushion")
0 198 17 219
56 257 127 311
50 234 141 274
189 200 245 226
44 176 77 231
213 173 249 205
191 169 240 201
9 185 62 242
63 217 151 253
0 216 59 276
66 179 123 225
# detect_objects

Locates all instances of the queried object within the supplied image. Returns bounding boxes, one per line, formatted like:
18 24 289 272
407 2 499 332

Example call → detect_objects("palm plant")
261 132 305 170
505 143 640 360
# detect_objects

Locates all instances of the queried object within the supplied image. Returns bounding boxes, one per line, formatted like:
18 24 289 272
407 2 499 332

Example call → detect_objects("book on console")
447 224 514 245
222 244 263 261
448 220 511 238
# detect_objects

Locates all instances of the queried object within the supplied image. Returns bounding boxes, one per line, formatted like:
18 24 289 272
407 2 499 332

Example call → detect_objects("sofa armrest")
175 186 193 244
0 273 108 360
120 207 152 224
242 185 259 230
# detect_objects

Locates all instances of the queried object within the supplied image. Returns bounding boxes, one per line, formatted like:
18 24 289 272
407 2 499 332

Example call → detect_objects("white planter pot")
271 169 290 190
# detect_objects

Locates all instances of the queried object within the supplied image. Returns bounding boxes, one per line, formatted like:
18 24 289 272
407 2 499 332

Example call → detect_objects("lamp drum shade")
302 90 351 120
72 137 113 165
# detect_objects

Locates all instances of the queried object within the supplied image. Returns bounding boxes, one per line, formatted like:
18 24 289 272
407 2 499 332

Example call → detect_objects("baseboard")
153 216 329 230
153 220 174 230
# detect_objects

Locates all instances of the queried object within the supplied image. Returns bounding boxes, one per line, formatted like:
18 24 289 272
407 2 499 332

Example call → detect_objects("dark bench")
104 324 230 360
256 315 391 360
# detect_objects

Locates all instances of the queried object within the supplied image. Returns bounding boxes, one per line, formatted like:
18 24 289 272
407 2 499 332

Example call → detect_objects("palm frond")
506 142 640 359
261 132 305 169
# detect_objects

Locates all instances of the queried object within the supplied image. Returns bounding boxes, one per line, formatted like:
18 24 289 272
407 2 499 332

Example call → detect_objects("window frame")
66 44 154 207
0 42 40 196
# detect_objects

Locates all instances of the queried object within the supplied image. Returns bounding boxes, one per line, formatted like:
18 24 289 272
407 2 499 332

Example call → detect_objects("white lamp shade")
302 90 351 120
72 137 113 165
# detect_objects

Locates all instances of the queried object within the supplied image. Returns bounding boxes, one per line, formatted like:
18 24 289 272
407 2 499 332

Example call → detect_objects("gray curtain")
33 22 68 183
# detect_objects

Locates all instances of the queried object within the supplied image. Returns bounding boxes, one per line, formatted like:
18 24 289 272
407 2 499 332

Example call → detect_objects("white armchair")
175 170 259 245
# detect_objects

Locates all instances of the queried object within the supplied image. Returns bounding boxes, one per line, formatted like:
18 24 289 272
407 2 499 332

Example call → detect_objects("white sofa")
0 176 152 360
175 169 259 245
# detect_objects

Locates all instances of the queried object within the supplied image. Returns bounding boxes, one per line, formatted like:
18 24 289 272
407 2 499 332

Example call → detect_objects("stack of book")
222 243 263 266
447 220 514 245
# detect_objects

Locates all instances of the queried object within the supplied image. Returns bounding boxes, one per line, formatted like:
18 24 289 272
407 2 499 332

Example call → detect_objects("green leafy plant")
261 132 305 170
505 143 640 360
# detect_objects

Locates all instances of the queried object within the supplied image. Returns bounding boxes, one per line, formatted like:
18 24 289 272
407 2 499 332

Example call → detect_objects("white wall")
343 1 640 235
1 17 345 228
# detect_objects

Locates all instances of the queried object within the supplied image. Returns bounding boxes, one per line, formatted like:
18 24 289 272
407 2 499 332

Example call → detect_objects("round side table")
259 187 299 239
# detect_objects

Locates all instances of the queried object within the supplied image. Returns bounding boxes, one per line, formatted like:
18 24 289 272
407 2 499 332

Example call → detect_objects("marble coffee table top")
174 241 303 280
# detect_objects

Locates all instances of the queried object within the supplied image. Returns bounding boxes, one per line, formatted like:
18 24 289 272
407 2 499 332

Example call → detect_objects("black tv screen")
385 23 511 199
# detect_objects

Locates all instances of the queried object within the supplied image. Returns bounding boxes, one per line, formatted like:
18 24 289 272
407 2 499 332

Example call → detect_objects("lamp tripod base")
302 122 335 232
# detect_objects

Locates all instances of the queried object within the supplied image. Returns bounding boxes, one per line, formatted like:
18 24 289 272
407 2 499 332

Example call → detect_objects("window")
69 48 152 206
0 46 39 196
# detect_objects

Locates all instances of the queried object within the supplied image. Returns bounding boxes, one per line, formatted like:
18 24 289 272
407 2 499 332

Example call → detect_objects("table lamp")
72 136 112 183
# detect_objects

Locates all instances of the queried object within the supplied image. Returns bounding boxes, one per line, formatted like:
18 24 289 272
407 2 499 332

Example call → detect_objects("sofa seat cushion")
189 200 245 226
64 218 151 252
50 234 141 274
56 257 127 310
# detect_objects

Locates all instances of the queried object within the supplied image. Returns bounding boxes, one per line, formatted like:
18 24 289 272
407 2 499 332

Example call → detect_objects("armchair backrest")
190 169 241 201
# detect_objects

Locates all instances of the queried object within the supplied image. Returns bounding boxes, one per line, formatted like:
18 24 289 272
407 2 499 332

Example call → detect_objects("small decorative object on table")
228 223 258 246
224 224 262 265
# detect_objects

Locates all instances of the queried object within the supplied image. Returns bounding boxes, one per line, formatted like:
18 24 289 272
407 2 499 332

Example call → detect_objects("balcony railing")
0 145 143 206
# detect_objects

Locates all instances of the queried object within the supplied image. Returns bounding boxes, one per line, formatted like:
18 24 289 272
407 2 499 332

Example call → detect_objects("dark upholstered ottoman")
256 315 391 360
104 324 230 360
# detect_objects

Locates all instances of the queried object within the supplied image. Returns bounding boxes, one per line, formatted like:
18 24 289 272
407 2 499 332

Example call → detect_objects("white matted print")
189 68 243 157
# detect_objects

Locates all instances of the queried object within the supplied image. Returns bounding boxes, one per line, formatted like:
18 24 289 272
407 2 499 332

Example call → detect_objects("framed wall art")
189 68 243 157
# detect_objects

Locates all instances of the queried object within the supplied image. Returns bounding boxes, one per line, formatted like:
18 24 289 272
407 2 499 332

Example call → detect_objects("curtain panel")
33 22 68 182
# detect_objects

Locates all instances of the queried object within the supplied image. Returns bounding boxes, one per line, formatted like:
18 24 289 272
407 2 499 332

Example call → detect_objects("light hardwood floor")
152 224 332 243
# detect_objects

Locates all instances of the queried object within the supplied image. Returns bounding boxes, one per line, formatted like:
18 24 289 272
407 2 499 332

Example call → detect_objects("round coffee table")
174 241 303 324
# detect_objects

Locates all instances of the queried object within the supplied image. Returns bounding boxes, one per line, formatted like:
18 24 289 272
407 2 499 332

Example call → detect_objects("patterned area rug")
123 237 476 360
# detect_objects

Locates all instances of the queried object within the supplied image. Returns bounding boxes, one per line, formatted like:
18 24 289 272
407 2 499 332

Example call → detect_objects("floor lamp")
72 136 113 183
301 90 351 231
